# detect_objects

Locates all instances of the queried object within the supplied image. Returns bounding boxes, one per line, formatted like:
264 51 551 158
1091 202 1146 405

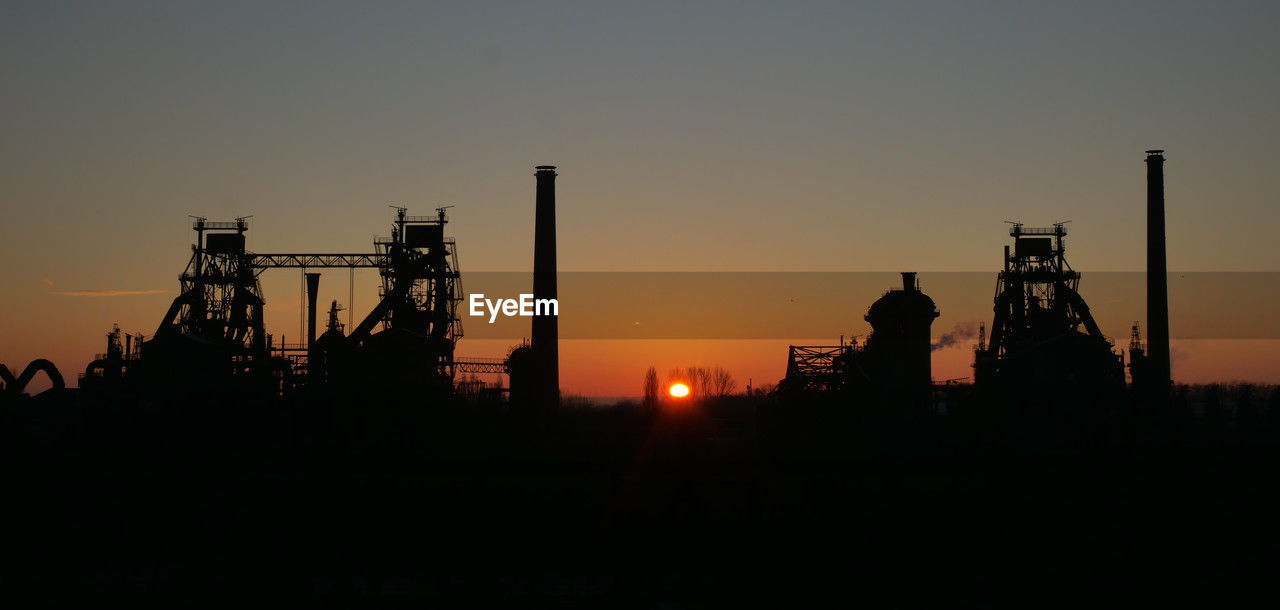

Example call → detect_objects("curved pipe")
350 283 410 342
987 289 1014 356
1 359 65 395
1063 287 1105 339
155 288 204 337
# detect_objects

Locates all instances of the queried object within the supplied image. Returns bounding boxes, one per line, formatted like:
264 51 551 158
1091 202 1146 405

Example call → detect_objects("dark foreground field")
4 391 1280 607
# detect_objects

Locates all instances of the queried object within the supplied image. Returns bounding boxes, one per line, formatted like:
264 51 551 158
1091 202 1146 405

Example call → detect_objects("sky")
2 1 1278 394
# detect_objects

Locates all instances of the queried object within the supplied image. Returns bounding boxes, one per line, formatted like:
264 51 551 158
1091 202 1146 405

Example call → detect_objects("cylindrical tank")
506 345 536 410
863 272 939 410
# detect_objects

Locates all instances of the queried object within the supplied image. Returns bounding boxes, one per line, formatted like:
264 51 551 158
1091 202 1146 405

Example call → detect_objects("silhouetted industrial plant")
75 170 560 414
4 154 1279 605
4 155 1196 420
782 271 938 410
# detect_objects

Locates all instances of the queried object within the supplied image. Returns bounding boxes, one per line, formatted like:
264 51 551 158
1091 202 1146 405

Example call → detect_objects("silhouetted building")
782 272 938 412
333 207 462 395
973 223 1124 395
131 208 464 398
860 272 939 410
81 324 136 390
506 342 535 410
1128 321 1150 391
309 300 352 386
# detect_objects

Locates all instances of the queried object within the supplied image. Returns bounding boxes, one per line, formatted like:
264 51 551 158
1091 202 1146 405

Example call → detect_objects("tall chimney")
305 272 321 349
901 271 917 292
1145 150 1171 402
532 166 560 406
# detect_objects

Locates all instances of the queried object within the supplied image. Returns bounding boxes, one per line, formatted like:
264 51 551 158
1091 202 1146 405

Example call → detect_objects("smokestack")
1146 150 1171 402
532 166 560 406
901 272 917 292
306 272 321 349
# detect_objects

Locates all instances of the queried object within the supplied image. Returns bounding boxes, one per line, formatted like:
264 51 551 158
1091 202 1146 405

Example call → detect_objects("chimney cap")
1145 149 1165 155
535 165 557 170
901 271 917 291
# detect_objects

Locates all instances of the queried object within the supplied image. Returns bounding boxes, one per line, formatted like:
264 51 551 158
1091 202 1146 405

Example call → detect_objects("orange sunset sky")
3 3 1278 395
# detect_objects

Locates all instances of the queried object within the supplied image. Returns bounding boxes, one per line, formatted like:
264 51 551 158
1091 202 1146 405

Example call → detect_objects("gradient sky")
3 2 1278 394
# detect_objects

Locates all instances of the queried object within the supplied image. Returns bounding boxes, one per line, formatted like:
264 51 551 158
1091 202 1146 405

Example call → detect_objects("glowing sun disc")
669 383 690 398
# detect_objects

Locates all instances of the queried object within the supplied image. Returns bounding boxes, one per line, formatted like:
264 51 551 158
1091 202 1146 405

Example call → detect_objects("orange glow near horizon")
669 383 690 398
4 335 1280 397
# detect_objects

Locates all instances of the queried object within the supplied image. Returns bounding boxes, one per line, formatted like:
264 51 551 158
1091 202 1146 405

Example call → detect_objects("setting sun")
668 383 690 398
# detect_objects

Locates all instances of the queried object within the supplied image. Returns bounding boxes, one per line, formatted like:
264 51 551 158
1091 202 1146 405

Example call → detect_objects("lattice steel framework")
784 345 852 392
156 217 267 352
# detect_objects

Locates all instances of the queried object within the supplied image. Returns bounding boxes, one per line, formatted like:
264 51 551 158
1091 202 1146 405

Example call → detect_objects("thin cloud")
54 289 167 297
268 298 304 312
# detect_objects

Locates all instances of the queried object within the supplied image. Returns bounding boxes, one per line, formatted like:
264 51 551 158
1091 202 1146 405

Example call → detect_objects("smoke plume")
932 321 979 352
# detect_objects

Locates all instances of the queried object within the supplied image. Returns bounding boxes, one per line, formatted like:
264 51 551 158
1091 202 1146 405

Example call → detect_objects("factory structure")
12 150 1179 421
781 150 1174 412
971 221 1125 394
3 151 1275 610
780 272 939 413
76 167 562 409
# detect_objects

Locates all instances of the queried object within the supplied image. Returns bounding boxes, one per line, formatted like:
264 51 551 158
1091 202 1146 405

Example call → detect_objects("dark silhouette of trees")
643 366 659 406
665 365 738 398
708 367 737 397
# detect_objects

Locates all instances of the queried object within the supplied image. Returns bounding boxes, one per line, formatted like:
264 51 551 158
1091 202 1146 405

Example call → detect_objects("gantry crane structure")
146 208 469 390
